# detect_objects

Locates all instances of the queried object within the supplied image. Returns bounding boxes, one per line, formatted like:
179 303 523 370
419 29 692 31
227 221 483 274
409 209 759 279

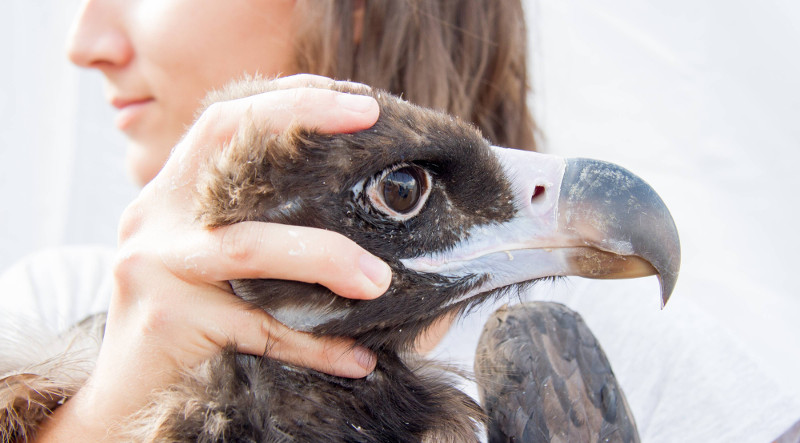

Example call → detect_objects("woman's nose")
66 0 133 69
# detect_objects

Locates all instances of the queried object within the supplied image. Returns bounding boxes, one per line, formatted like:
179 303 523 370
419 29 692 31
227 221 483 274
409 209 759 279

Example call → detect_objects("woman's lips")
111 97 154 131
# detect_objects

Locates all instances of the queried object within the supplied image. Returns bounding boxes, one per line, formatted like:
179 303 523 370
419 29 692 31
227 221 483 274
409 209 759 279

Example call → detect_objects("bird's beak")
400 147 681 308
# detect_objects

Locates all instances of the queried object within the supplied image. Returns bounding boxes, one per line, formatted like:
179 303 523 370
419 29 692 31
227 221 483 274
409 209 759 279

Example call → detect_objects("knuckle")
327 233 361 272
311 234 366 293
112 245 151 284
289 87 314 109
220 224 257 265
331 230 358 249
192 102 230 142
303 233 346 272
118 198 145 241
111 246 163 309
137 301 171 335
260 317 283 346
291 87 332 113
200 101 226 124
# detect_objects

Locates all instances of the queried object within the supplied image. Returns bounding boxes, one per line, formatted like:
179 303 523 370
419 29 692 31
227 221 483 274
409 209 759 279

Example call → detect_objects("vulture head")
198 80 681 354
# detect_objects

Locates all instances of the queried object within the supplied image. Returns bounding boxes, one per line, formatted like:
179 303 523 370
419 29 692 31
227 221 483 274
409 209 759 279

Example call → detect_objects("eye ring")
366 164 431 221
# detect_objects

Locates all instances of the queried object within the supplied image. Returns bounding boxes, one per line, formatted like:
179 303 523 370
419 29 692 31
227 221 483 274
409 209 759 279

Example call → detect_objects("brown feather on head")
195 77 516 354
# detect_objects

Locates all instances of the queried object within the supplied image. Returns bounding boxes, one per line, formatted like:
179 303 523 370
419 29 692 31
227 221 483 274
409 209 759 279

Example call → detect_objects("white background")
2 1 799 441
0 0 138 272
528 0 800 389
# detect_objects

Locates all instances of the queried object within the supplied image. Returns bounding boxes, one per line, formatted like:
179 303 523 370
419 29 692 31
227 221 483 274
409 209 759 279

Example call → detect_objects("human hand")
38 75 388 440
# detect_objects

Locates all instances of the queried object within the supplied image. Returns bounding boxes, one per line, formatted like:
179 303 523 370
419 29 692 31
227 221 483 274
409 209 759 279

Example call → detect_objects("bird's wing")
475 302 639 443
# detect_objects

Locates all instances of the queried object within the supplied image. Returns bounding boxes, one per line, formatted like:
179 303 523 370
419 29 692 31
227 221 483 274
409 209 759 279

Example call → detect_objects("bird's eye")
365 164 431 220
382 167 424 213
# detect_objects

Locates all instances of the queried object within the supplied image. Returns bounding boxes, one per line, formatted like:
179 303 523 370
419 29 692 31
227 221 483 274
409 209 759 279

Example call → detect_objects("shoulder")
0 245 115 335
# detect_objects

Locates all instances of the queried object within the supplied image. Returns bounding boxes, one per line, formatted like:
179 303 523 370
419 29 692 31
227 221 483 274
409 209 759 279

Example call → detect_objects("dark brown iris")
381 166 426 213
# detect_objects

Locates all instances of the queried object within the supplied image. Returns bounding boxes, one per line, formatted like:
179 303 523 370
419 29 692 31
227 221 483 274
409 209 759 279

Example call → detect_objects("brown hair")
291 0 537 151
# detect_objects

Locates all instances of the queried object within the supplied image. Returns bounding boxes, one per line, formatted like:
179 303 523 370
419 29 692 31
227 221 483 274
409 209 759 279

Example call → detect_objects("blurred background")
1 0 138 271
2 1 799 441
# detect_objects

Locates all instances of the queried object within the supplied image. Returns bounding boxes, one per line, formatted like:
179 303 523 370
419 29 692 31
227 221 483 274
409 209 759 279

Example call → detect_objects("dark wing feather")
475 302 639 443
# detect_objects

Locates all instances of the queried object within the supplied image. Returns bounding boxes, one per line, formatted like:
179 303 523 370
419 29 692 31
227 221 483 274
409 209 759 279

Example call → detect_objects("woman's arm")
35 75 389 442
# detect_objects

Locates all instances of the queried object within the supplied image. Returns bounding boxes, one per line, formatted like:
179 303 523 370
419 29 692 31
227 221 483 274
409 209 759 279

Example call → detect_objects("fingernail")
353 346 376 371
336 93 376 113
359 253 391 290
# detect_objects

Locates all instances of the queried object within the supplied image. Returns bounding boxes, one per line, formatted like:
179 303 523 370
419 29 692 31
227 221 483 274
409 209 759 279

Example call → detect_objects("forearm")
33 321 184 443
34 355 177 442
36 386 116 442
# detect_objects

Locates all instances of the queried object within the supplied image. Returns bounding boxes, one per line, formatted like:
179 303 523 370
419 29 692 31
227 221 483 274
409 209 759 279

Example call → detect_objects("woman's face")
67 0 298 185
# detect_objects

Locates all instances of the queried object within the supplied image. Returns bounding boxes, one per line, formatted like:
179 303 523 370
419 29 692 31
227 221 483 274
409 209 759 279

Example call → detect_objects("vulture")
0 79 680 442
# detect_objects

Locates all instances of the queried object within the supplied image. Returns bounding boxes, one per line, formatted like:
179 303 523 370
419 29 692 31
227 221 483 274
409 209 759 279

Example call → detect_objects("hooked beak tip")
560 158 681 308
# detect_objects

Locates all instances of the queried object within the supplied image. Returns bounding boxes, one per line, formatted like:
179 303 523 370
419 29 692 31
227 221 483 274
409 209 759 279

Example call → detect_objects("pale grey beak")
559 158 680 307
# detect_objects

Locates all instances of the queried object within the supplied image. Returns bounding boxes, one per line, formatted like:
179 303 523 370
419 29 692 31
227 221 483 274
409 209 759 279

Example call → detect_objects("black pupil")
381 167 422 213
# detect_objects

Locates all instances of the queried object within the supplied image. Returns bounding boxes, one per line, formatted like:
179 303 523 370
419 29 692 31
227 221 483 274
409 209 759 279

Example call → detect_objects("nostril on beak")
531 185 546 203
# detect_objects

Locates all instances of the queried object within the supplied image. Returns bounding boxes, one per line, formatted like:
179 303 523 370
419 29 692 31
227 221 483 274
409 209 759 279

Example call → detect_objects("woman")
8 0 535 440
